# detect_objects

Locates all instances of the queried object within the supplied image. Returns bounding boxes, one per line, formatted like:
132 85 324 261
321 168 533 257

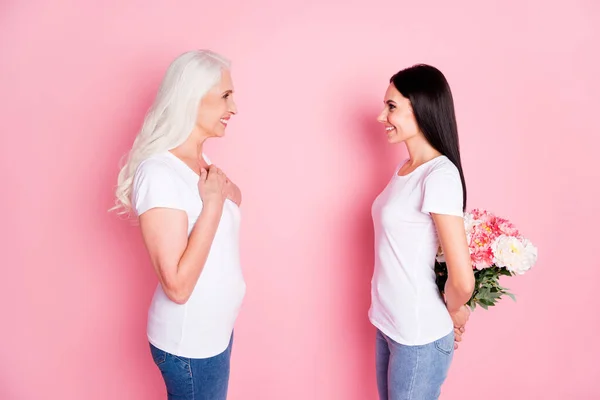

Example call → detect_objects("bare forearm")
445 274 475 313
171 203 222 302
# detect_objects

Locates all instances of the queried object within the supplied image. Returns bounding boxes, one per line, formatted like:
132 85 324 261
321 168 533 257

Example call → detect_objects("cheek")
395 112 418 136
196 108 220 128
388 112 403 130
196 112 209 128
405 117 420 136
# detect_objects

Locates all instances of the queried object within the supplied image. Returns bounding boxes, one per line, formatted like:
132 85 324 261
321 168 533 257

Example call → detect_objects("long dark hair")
390 64 467 211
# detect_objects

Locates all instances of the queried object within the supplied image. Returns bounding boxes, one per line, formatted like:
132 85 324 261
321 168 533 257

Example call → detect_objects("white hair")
111 49 230 215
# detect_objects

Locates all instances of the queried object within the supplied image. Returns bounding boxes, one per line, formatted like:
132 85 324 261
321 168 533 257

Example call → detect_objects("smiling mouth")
220 118 229 126
385 126 395 132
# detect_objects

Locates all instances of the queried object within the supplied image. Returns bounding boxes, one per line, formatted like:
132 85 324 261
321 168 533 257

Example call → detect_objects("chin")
387 135 404 144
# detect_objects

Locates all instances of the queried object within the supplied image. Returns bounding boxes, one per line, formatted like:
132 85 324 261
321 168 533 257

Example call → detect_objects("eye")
388 103 396 111
223 93 230 99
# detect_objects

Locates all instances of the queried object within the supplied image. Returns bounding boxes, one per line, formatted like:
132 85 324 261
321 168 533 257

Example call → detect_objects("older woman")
112 50 245 400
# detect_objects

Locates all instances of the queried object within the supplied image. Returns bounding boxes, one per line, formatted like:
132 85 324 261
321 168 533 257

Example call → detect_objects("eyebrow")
222 89 233 95
385 100 396 105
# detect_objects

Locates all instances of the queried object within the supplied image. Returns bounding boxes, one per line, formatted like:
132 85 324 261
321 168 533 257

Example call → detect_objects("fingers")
454 329 462 349
453 322 467 350
197 157 206 172
206 166 227 189
207 165 224 180
200 168 208 181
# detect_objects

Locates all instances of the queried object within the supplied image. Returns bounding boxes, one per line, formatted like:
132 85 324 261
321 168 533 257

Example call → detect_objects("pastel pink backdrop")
1 1 598 399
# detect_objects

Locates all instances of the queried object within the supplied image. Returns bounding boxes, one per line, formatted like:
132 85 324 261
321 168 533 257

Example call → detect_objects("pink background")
1 1 599 399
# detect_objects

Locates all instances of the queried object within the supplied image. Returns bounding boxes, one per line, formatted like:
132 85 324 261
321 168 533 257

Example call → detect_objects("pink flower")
467 221 496 269
471 227 494 247
471 246 494 270
471 209 495 224
441 208 533 273
465 209 514 270
495 217 520 237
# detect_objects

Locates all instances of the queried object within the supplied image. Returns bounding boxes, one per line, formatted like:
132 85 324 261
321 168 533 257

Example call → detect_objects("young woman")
112 50 245 400
369 64 475 400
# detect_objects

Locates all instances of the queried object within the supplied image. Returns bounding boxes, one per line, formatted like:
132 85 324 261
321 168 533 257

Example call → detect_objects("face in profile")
377 84 420 144
195 69 238 138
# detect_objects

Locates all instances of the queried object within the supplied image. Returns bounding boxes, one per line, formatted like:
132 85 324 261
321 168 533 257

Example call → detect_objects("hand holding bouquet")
436 209 538 310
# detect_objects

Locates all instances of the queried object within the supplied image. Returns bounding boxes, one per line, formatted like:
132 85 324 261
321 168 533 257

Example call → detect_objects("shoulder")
133 153 182 192
420 156 464 216
423 156 461 183
135 153 176 178
132 153 187 215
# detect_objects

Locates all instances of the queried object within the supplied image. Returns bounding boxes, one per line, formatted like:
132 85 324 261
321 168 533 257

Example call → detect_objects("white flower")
463 212 480 244
491 235 538 275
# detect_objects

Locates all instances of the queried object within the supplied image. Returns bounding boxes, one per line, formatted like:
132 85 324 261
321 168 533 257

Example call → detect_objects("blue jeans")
149 334 233 400
376 329 454 400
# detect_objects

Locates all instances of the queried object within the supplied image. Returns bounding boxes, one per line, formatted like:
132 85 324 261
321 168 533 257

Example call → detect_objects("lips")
220 117 229 126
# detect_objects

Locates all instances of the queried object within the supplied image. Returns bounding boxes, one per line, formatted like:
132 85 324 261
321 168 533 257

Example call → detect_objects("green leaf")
480 298 494 306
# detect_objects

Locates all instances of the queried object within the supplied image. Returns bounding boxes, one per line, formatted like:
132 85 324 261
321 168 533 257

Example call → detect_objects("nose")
229 100 238 115
377 109 387 124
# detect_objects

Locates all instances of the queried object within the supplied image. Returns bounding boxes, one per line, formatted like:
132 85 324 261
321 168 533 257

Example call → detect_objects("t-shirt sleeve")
420 168 464 217
132 159 186 216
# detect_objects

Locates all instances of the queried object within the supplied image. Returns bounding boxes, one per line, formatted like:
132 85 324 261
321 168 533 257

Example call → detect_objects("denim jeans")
376 329 454 400
149 334 233 400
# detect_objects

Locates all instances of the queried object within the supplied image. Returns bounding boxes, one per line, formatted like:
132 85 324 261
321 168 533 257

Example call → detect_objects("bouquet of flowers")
435 209 538 310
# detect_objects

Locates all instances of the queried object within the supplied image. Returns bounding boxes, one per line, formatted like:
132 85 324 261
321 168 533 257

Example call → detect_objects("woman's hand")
453 325 465 350
199 165 227 207
450 305 470 349
450 304 470 328
224 178 242 206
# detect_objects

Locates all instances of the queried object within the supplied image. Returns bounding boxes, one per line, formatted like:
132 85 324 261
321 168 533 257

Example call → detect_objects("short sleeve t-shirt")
132 151 246 358
369 155 464 345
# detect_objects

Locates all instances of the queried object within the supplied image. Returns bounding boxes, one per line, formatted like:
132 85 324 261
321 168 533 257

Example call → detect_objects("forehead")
216 69 233 90
384 83 403 100
206 69 234 97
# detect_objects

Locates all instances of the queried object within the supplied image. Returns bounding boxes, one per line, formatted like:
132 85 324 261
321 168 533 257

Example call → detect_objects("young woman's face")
377 84 420 144
195 69 237 138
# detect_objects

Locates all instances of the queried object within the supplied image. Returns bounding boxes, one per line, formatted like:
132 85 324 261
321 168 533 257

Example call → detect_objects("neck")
171 129 207 162
404 135 442 166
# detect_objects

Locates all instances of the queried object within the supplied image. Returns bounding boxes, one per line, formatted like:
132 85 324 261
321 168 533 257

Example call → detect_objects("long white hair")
112 50 230 215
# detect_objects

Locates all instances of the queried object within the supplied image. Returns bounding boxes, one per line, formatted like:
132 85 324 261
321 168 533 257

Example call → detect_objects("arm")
225 181 242 206
432 213 474 341
223 172 242 207
137 165 226 305
421 166 473 348
139 202 222 304
432 213 475 313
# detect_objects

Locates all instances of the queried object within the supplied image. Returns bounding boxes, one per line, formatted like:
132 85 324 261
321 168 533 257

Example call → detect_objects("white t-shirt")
369 155 464 346
132 151 246 359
